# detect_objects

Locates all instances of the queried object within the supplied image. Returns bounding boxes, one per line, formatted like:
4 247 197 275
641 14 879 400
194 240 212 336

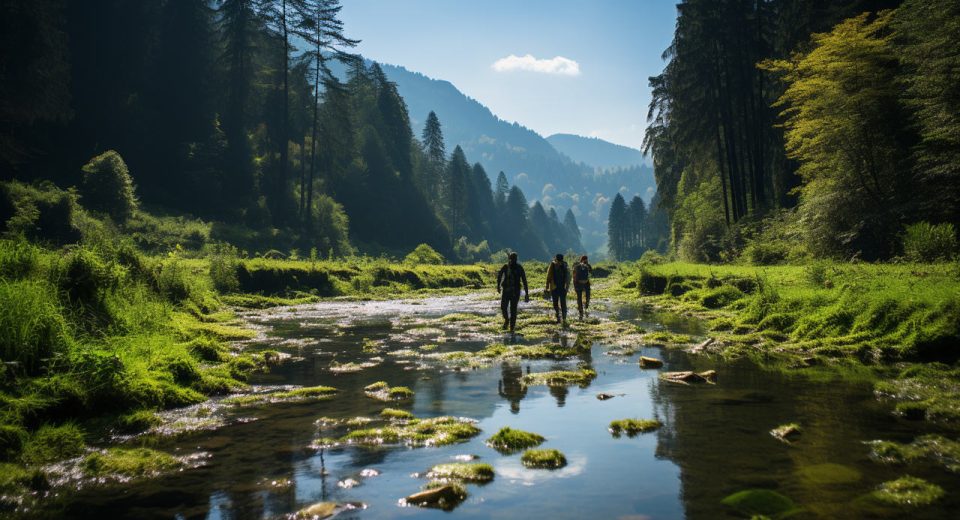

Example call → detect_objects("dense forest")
644 0 959 263
0 0 585 262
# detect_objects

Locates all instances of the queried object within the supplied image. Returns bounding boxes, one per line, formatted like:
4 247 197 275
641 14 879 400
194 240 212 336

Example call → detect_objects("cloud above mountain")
491 54 580 76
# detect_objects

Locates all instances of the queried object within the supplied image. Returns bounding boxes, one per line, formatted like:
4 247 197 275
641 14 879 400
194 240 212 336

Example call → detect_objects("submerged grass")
609 419 662 437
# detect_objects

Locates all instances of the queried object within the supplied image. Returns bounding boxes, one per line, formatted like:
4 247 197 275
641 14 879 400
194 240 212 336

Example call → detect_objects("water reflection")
36 297 960 520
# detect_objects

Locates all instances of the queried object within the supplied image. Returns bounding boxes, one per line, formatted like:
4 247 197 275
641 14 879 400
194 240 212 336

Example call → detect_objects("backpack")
503 264 517 292
575 263 590 282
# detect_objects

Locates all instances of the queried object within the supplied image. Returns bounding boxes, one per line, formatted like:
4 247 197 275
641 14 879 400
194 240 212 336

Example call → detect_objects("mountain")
546 134 647 171
371 62 656 255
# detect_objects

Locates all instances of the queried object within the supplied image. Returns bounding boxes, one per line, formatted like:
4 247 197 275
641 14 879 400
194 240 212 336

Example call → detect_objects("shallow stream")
39 294 960 519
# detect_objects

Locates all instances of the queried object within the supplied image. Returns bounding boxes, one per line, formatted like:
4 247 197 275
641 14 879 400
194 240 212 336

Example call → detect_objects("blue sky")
338 0 679 151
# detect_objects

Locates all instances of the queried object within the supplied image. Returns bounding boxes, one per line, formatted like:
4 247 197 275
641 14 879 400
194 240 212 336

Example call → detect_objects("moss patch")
341 416 480 447
81 447 180 479
869 435 960 473
609 419 662 437
426 462 494 482
797 463 862 485
521 368 596 388
486 427 545 453
870 476 944 506
520 449 567 469
380 408 414 420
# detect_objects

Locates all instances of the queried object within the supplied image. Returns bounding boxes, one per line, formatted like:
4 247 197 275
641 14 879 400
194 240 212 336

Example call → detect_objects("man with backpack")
572 255 592 320
545 253 570 324
496 252 529 333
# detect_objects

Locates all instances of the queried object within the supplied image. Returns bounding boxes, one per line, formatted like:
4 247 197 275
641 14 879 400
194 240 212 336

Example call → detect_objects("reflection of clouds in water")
495 455 587 486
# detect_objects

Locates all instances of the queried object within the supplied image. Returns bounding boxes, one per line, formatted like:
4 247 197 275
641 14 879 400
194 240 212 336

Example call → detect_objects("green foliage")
405 243 445 265
902 222 957 262
609 419 662 436
870 476 944 507
1 181 82 245
0 238 40 278
79 151 138 224
208 243 240 293
0 279 69 374
427 462 494 482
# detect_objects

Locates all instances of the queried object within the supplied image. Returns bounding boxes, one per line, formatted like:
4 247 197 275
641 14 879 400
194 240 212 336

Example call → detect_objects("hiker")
545 253 570 323
573 255 592 320
496 252 529 332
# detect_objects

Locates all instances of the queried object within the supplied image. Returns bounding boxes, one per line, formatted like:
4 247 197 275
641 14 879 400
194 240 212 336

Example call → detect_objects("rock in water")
596 393 615 400
404 484 467 509
294 502 337 519
770 423 801 443
639 356 663 368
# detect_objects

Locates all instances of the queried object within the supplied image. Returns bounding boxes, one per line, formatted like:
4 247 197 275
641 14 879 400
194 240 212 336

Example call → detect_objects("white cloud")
491 54 581 76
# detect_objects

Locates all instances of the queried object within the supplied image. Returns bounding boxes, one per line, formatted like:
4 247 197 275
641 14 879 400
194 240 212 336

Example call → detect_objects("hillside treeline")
0 0 583 261
645 0 959 263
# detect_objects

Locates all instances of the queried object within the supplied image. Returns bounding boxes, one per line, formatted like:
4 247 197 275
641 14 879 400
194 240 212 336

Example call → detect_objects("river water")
39 294 960 519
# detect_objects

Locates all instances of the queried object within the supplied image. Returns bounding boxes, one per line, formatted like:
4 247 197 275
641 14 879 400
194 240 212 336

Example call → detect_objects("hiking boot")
502 319 509 331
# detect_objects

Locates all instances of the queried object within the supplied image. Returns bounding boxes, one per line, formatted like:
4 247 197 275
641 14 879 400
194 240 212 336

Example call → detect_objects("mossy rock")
405 481 468 511
721 489 799 517
797 463 861 485
520 448 567 469
380 408 414 420
426 462 494 482
486 427 545 453
870 476 944 507
609 419 662 437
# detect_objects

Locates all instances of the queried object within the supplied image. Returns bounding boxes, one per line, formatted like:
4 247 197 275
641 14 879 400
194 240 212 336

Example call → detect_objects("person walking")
496 252 529 333
573 255 592 320
545 253 570 324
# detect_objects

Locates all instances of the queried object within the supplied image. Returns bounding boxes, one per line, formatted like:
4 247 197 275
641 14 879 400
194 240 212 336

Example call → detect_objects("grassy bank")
0 235 504 503
619 261 960 422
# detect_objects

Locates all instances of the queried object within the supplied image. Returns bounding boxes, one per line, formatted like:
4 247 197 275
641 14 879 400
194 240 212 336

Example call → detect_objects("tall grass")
0 279 70 375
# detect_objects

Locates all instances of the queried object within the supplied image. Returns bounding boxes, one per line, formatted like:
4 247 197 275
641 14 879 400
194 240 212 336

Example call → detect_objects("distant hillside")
350 61 656 255
546 134 647 171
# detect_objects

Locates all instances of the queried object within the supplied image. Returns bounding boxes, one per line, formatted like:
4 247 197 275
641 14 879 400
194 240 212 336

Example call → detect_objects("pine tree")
627 196 647 257
608 193 627 261
218 0 258 208
444 145 471 238
420 111 445 204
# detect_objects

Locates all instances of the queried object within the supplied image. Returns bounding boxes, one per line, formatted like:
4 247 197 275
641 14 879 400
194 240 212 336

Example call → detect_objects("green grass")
81 447 180 478
870 476 944 506
521 369 597 388
426 462 495 482
609 419 662 436
520 448 567 469
485 427 545 453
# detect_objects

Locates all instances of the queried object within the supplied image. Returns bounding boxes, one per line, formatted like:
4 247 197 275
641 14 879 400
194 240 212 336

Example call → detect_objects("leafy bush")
157 260 194 302
208 243 240 293
0 238 40 279
742 240 790 265
79 150 138 224
903 222 957 262
2 181 82 245
404 243 445 265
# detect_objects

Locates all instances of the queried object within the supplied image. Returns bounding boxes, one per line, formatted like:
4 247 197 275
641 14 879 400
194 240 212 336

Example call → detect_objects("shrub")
2 181 82 245
157 260 194 303
903 222 957 262
79 150 138 224
742 240 789 265
208 243 240 293
0 238 40 279
405 243 445 265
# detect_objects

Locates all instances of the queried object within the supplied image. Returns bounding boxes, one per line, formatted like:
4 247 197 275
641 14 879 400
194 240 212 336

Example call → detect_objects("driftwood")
659 370 717 385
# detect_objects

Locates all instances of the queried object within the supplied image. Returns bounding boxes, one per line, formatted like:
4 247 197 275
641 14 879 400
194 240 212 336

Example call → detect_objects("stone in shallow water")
638 356 663 368
403 482 468 510
359 468 380 477
770 423 801 443
337 478 359 489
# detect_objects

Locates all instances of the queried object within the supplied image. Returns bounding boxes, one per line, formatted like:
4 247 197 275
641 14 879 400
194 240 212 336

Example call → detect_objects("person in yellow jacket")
545 253 570 324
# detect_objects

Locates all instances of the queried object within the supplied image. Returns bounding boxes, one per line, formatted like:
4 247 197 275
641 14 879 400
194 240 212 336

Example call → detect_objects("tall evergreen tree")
218 0 258 208
444 145 471 238
420 111 445 204
608 193 627 261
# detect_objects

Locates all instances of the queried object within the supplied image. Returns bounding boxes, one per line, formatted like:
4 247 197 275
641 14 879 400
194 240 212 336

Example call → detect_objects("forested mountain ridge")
355 61 657 254
546 133 648 171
